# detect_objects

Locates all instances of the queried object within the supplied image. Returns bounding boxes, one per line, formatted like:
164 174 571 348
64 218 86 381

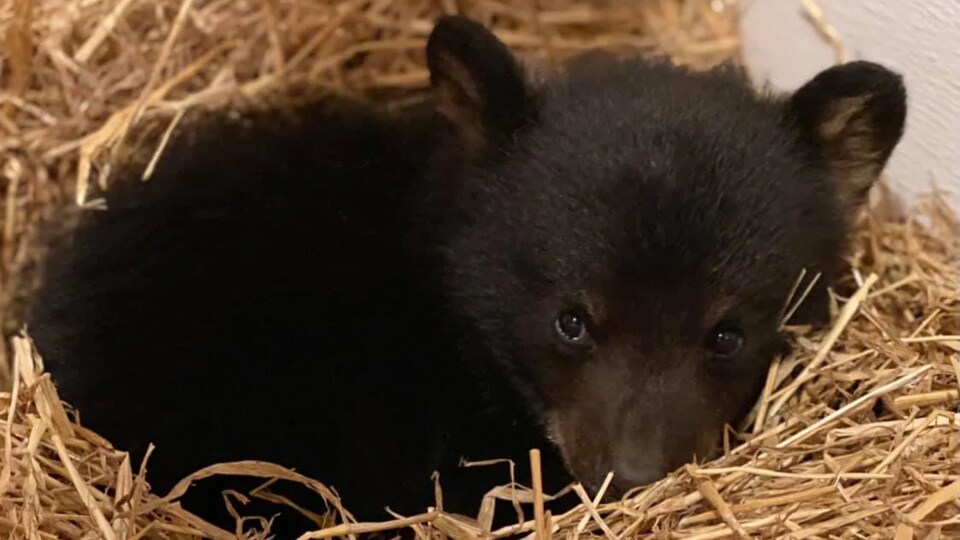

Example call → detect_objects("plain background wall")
739 0 960 215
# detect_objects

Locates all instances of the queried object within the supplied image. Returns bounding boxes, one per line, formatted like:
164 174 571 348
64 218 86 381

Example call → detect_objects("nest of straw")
1 198 957 539
1 0 958 538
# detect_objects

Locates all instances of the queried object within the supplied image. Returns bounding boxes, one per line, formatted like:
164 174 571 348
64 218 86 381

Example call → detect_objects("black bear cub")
26 15 905 537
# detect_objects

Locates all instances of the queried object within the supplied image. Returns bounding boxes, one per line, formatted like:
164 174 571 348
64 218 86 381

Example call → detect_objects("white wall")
739 0 960 215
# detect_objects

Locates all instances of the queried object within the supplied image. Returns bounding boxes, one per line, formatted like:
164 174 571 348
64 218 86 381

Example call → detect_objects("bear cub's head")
424 16 906 496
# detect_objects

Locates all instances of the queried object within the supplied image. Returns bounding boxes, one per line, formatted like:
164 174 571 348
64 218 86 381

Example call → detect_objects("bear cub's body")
26 16 905 537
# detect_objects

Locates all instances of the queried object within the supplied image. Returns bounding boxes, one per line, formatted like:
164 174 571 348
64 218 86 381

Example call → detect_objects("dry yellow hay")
1 0 959 539
1 196 957 539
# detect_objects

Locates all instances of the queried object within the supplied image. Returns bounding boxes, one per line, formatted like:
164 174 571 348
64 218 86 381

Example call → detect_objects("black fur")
25 16 906 538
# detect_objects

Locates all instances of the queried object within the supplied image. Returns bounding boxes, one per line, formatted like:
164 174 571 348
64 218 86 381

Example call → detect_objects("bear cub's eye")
555 310 592 346
707 326 745 358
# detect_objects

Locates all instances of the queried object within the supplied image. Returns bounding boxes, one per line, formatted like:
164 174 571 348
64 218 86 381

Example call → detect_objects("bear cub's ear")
426 15 537 155
785 61 907 208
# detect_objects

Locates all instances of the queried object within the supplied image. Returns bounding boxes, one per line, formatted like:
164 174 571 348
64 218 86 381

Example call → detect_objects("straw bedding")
0 0 958 538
